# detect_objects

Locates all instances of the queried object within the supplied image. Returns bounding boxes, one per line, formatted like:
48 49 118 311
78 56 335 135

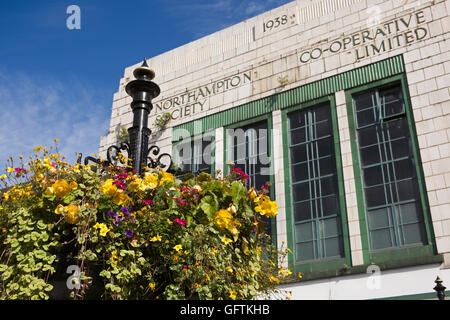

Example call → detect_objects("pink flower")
231 167 249 181
142 199 154 205
115 173 129 180
14 168 27 175
113 180 126 190
174 218 187 226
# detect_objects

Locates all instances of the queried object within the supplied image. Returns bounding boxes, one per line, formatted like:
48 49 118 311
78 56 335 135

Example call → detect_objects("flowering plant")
0 142 295 300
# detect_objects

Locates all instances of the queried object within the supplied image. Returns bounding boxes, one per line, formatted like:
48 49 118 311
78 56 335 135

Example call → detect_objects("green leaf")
231 181 246 208
34 250 46 259
36 220 46 230
99 270 111 279
200 195 218 218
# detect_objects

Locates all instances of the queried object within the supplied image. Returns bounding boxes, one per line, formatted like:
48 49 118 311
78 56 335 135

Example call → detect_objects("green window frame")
172 131 216 176
223 114 277 243
346 74 439 265
282 95 352 278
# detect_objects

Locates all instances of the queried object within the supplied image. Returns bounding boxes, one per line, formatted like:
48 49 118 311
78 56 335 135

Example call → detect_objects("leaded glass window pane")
288 103 344 262
352 84 426 251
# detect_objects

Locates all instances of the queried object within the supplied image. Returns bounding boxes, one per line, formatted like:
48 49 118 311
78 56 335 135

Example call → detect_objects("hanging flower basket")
0 143 294 300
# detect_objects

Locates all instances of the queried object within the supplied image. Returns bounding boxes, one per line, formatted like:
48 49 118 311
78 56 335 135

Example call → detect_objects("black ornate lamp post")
80 59 173 174
124 59 160 174
434 276 446 300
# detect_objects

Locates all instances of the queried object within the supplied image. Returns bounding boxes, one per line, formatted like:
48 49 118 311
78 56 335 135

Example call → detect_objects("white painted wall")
279 263 450 300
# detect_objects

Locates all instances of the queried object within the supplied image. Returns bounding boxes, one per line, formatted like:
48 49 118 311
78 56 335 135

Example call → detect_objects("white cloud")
0 72 110 168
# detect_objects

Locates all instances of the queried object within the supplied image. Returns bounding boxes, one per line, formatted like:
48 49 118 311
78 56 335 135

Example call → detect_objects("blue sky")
0 0 292 167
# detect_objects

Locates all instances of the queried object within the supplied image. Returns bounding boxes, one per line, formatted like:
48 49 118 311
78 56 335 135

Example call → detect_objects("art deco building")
100 0 450 299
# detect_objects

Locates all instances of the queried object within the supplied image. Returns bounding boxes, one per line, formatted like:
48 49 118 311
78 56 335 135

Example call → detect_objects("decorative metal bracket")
147 146 173 171
106 142 130 167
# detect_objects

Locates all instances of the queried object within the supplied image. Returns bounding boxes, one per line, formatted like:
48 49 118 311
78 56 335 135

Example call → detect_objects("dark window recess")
228 120 273 236
175 138 213 176
288 103 344 262
353 84 426 251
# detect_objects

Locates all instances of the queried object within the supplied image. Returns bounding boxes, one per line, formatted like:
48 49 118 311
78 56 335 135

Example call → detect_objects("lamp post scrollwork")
79 59 174 175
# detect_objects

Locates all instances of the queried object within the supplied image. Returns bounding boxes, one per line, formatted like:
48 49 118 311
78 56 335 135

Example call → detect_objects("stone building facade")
99 0 450 299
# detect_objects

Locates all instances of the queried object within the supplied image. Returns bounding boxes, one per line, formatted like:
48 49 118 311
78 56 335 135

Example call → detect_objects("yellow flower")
149 283 156 291
167 219 173 224
226 266 233 273
298 272 303 279
214 209 233 229
110 250 118 267
65 203 78 215
0 174 6 179
69 181 78 189
100 179 118 196
248 188 257 200
150 234 162 242
54 139 60 143
112 189 131 206
210 247 216 255
256 246 262 255
222 237 233 245
254 195 278 218
173 244 182 252
6 167 14 173
93 222 110 236
229 290 237 300
54 204 65 215
143 172 159 189
33 146 43 152
52 180 72 198
269 276 280 284
64 204 79 224
159 171 174 184
99 226 110 236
